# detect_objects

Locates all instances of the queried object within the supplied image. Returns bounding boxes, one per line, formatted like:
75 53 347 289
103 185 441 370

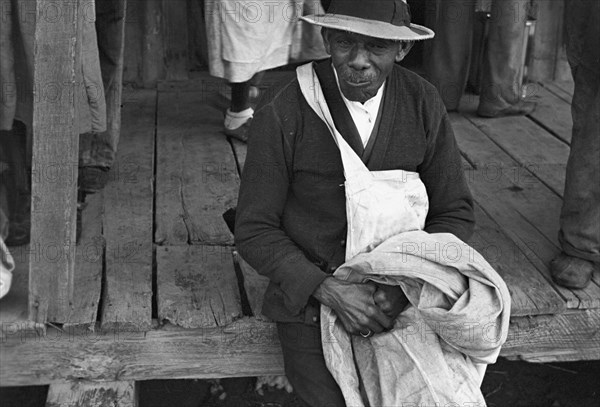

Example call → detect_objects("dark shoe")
477 100 537 118
4 190 31 247
5 218 30 246
550 252 595 289
78 166 110 194
224 118 252 143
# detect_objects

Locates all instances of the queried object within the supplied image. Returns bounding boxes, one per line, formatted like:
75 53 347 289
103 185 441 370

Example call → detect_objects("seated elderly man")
235 1 507 406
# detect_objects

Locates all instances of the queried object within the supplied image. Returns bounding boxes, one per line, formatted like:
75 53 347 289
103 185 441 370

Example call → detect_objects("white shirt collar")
332 66 385 147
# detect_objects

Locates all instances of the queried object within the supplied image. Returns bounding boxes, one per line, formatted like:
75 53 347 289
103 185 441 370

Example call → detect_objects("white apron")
296 63 429 261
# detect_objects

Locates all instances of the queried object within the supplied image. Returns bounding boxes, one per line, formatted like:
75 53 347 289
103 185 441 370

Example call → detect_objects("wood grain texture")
2 310 599 386
451 112 600 309
468 204 565 316
0 318 285 386
155 91 239 246
65 191 104 328
46 381 137 407
29 0 80 323
100 90 156 331
156 245 242 328
544 80 574 103
461 97 569 196
528 84 573 144
501 309 600 363
233 251 270 321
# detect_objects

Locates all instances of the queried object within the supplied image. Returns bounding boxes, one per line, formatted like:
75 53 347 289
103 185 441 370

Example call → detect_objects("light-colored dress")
205 0 326 83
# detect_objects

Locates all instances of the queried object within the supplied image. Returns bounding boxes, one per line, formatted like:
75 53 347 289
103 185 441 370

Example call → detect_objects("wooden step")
46 381 137 407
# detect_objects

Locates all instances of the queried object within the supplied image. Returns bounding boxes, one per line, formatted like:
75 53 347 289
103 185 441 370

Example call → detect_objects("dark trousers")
79 0 127 168
423 0 530 111
559 0 600 263
277 317 346 407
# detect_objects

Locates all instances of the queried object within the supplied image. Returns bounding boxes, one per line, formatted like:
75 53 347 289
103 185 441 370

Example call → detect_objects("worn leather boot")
550 252 595 289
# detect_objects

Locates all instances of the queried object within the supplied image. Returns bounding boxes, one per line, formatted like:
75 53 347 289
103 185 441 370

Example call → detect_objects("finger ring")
359 329 373 338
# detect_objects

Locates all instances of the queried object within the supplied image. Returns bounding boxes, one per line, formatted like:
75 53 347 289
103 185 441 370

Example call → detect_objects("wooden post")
29 0 81 323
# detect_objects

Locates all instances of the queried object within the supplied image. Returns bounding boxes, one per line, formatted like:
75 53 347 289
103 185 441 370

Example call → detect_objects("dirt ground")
2 358 599 407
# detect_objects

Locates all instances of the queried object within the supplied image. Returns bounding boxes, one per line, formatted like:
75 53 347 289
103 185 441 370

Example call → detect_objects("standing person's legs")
277 319 346 407
423 0 475 111
79 0 126 193
224 72 264 142
551 64 600 288
477 0 535 117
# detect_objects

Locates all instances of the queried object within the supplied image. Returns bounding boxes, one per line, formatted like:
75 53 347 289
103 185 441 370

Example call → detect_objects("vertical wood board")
65 191 104 328
29 0 80 323
155 91 239 246
100 90 156 331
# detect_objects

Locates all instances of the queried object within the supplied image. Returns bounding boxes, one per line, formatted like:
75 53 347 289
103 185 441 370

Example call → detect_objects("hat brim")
300 14 434 41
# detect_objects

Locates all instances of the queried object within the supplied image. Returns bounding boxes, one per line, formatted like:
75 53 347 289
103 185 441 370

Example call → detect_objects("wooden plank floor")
2 73 599 388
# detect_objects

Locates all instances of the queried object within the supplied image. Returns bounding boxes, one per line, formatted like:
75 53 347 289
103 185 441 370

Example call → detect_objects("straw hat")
301 0 434 41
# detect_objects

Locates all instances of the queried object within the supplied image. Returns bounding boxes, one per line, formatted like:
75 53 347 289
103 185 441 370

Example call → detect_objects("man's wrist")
313 276 337 307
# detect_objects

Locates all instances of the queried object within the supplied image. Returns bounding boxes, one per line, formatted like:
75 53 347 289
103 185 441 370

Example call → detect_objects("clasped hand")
313 278 409 337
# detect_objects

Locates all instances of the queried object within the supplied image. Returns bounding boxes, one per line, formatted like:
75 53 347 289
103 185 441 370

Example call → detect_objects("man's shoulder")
256 73 302 111
391 64 438 94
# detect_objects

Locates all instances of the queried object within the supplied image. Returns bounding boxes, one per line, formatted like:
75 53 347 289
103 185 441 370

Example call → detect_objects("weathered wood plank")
155 91 239 246
461 97 569 196
156 245 242 328
29 0 80 324
2 310 599 386
233 251 270 321
65 191 104 328
529 84 573 144
451 113 600 309
46 381 137 407
468 204 565 316
544 80 574 104
501 310 600 363
0 318 285 386
100 90 156 331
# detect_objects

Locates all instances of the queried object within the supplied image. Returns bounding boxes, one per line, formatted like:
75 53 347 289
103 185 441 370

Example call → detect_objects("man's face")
322 29 403 103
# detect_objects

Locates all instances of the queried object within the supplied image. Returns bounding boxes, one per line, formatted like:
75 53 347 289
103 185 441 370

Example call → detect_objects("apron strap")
296 63 370 178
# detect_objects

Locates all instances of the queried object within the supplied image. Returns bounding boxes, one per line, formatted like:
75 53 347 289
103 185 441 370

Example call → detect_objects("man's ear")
321 27 332 55
395 41 415 62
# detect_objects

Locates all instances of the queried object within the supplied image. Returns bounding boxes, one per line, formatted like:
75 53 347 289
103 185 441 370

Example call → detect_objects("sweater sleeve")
234 100 328 316
419 95 475 242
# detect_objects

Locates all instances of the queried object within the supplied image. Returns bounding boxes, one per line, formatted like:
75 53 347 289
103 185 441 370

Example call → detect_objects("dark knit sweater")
235 60 474 322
